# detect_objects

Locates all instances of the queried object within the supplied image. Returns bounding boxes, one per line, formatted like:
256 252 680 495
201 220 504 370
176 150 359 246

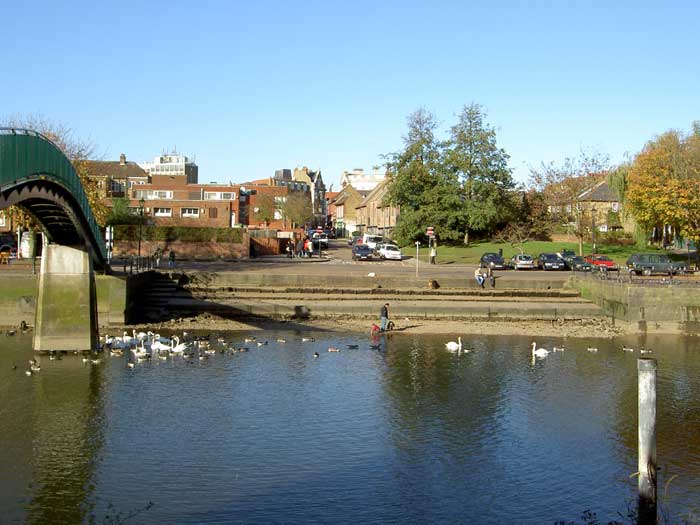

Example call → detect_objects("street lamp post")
137 197 145 258
591 206 597 253
415 241 421 278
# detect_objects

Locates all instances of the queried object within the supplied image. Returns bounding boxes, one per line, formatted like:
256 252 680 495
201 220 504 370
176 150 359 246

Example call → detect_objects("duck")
25 369 33 376
238 347 249 353
6 330 16 336
327 346 341 353
217 336 226 344
552 346 565 352
445 337 462 352
302 337 315 342
30 363 41 372
276 338 287 343
622 346 635 352
346 344 359 349
531 342 549 358
127 361 135 369
90 358 101 365
369 344 381 350
640 347 653 354
313 352 320 358
244 337 256 343
587 347 598 353
256 341 268 347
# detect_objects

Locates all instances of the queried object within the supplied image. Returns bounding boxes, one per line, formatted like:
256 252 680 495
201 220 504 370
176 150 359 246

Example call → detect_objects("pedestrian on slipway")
380 303 389 332
430 245 437 265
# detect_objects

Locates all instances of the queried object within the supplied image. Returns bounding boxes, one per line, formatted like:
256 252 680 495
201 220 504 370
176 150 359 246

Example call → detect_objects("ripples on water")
1 331 699 524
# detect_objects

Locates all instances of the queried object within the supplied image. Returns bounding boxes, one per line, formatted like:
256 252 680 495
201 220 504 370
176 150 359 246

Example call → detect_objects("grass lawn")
407 240 682 266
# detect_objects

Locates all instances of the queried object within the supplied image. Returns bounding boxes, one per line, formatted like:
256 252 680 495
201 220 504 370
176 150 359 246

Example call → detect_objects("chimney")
119 153 126 165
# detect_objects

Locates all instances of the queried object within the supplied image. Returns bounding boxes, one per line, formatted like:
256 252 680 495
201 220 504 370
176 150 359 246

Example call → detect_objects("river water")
1 330 699 524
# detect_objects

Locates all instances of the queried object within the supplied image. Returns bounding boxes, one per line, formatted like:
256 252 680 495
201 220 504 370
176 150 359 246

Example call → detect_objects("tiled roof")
84 159 147 179
579 180 617 202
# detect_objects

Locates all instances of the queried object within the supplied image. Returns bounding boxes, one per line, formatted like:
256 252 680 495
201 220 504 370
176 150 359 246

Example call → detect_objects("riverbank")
127 312 628 339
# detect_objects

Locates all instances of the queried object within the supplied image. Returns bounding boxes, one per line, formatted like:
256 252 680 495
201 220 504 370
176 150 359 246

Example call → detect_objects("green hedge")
114 225 244 244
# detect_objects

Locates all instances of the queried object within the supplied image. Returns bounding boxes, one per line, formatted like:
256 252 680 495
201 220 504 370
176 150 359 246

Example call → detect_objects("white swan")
531 341 549 358
171 336 189 354
445 337 462 352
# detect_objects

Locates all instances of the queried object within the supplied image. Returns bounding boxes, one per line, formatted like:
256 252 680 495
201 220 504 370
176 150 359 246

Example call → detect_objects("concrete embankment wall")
571 275 700 333
191 272 566 290
0 274 128 328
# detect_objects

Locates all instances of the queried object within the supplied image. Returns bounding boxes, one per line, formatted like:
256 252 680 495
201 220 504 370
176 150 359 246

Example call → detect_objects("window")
154 207 172 217
611 202 620 212
209 208 218 219
134 190 173 200
181 208 199 218
110 180 125 193
204 192 236 200
0 213 5 227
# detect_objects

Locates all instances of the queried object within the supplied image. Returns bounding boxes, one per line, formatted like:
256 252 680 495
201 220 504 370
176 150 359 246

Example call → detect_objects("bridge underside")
0 180 100 263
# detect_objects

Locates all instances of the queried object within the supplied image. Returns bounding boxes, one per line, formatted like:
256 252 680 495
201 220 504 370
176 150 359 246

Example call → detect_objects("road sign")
316 227 323 234
426 226 434 237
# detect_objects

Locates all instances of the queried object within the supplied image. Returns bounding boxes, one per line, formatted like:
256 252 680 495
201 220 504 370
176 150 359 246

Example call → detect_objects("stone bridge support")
34 244 98 352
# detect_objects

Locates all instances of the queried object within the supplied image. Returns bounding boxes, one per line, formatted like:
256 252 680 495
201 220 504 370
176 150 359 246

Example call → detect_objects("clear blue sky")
2 1 699 189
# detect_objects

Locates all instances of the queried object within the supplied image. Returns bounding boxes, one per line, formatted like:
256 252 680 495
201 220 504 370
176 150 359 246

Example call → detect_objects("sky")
2 1 699 189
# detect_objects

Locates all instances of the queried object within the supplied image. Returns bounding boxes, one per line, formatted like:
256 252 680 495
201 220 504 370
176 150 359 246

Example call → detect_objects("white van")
362 234 383 250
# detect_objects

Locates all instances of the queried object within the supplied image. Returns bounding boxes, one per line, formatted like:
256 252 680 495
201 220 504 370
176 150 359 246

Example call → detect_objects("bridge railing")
0 128 106 261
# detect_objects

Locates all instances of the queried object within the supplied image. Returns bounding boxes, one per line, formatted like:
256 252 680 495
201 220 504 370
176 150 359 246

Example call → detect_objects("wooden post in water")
637 357 657 523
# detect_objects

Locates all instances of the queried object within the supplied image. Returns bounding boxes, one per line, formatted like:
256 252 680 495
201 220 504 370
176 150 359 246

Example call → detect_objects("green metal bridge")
0 128 106 267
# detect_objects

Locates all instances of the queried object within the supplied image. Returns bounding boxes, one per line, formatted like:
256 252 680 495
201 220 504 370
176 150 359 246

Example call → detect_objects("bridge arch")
0 128 106 267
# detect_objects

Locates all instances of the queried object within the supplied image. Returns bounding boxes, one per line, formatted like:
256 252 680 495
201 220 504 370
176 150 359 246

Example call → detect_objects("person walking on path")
154 248 162 268
429 245 437 265
474 267 485 288
380 303 389 332
487 262 496 288
296 238 304 259
168 249 176 269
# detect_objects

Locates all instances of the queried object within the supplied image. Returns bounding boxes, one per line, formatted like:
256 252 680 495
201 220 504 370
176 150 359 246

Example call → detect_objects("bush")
598 230 634 246
113 225 244 243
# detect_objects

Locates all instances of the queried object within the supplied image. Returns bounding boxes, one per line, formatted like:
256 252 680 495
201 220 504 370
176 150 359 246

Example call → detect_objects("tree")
253 194 277 227
106 197 139 225
529 149 610 255
384 105 515 246
278 192 312 229
0 114 108 227
626 124 700 248
444 103 516 244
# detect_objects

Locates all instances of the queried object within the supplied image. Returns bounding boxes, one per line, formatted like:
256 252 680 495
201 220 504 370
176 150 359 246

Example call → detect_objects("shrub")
113 225 244 243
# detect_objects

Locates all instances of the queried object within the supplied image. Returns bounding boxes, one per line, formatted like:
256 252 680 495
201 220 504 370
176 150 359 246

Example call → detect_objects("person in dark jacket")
380 303 389 332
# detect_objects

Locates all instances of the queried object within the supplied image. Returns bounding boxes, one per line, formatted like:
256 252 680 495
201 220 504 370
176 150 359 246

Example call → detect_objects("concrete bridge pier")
34 244 98 352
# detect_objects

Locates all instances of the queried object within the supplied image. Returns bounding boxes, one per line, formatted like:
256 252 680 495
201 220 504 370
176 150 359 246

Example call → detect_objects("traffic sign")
426 226 434 237
316 227 323 234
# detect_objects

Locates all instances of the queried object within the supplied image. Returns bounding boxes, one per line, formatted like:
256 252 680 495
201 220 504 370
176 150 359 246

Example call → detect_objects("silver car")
510 253 535 270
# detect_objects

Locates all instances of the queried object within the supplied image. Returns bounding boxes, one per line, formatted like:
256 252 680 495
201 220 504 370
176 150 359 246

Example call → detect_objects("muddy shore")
127 314 628 339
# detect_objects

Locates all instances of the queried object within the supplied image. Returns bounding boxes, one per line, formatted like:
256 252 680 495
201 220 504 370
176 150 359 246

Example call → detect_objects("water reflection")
0 331 699 523
0 334 105 524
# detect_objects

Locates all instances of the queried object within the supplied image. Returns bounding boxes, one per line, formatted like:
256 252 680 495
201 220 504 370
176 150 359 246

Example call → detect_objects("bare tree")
529 148 609 255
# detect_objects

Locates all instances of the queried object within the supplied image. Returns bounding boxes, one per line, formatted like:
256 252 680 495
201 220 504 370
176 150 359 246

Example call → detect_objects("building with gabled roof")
354 179 400 238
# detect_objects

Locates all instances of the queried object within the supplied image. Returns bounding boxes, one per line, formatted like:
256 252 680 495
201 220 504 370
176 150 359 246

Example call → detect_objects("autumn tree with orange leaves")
626 123 700 248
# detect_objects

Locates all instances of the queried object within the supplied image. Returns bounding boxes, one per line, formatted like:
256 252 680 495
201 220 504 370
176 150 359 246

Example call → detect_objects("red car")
584 254 618 270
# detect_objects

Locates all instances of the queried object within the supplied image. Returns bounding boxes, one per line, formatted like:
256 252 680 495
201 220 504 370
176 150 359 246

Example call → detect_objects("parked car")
510 253 535 270
625 253 687 275
479 252 506 270
536 253 566 271
312 232 329 248
584 254 618 271
362 234 384 250
352 244 374 261
377 244 402 260
348 235 361 246
565 255 594 272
